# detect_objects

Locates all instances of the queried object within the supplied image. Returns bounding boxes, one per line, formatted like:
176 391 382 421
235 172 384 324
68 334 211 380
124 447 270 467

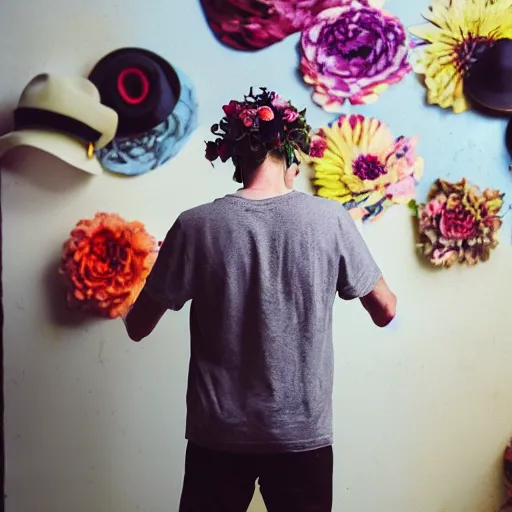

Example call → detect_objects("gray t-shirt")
144 191 381 453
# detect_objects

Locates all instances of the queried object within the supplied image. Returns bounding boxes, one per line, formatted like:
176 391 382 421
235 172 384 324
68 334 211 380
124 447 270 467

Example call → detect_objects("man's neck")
236 186 292 200
236 159 292 200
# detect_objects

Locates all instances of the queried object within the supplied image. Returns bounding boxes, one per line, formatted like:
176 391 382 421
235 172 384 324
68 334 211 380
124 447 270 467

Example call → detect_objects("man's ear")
285 163 300 189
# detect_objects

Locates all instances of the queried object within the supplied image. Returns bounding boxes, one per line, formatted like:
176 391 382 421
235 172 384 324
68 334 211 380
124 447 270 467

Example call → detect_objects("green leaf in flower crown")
408 199 419 218
284 143 295 167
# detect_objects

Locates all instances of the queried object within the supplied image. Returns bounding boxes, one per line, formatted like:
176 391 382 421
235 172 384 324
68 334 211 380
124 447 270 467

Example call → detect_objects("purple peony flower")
300 1 411 111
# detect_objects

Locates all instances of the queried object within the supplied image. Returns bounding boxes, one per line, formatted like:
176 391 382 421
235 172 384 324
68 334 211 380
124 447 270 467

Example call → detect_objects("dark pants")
179 442 333 512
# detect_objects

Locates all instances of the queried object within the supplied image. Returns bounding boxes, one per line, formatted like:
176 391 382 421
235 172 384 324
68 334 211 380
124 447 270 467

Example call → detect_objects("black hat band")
14 107 102 144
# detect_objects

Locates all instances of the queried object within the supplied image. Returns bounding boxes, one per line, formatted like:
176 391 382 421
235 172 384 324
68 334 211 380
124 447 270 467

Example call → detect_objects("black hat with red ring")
89 47 197 176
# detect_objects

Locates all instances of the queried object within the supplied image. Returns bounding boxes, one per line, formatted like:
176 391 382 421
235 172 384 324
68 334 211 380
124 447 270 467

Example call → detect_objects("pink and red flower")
283 109 298 123
417 179 504 267
272 94 291 109
309 135 328 158
240 108 257 127
223 100 241 117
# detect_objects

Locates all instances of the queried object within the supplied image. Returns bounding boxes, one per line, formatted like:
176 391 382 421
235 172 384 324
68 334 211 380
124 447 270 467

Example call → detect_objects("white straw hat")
0 73 118 174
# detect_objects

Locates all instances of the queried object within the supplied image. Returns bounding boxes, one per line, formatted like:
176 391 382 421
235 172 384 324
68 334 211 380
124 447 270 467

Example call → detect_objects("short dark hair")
233 147 287 183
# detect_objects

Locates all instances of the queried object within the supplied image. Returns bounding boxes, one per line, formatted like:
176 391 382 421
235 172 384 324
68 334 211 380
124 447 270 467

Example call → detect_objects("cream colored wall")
2 0 512 511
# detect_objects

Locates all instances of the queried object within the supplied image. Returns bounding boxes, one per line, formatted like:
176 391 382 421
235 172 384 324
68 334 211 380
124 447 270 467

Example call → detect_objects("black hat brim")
465 80 512 113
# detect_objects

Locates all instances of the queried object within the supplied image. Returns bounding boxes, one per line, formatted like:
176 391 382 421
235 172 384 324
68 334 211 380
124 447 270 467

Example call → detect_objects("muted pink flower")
272 94 290 109
439 202 477 240
424 198 444 217
240 108 257 127
417 179 504 267
431 248 458 266
385 176 416 202
283 109 299 122
223 100 240 117
309 135 328 158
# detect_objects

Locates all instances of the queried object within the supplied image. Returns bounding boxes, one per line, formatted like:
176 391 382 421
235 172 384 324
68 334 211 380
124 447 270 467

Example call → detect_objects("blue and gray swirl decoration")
96 68 198 176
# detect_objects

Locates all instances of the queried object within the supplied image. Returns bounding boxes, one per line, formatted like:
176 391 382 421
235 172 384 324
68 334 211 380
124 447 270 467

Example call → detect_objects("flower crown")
205 87 311 172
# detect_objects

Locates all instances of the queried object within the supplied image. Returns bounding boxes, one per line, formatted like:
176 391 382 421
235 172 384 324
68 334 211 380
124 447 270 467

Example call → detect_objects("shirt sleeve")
336 207 382 301
143 216 194 311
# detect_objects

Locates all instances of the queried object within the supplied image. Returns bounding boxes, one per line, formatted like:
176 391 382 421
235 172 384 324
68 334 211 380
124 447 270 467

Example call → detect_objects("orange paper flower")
59 212 158 319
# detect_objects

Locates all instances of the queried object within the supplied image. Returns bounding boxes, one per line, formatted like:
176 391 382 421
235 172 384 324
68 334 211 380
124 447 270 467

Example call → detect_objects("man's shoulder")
177 192 347 225
292 192 349 220
297 192 343 209
176 196 236 231
178 196 228 219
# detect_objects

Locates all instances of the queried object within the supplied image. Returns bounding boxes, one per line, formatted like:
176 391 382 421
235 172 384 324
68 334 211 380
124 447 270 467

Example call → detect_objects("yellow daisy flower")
310 115 424 222
409 0 512 113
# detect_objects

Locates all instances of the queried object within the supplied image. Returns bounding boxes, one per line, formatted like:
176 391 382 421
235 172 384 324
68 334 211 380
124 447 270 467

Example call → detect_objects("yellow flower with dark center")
310 114 424 222
409 0 512 113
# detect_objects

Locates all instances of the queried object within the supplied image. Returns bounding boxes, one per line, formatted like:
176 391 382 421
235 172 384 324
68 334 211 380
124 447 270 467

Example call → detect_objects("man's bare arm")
124 290 167 342
360 277 397 328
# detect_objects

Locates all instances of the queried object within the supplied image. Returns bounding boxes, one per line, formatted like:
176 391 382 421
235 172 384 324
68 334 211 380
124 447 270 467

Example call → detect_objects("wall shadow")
0 101 14 138
36 258 121 512
43 255 97 329
0 147 92 195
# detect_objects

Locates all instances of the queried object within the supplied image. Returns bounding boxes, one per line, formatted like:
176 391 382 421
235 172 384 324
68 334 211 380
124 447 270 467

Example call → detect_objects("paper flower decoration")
310 114 424 221
416 179 504 267
200 0 343 51
59 213 158 319
408 0 512 114
300 1 411 111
